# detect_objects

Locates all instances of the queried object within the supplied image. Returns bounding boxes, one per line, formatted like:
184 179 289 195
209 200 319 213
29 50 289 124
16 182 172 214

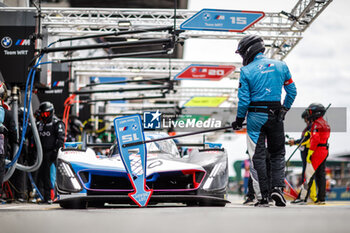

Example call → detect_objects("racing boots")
271 187 286 207
254 198 269 207
243 196 255 206
291 198 307 205
314 200 326 205
0 194 6 204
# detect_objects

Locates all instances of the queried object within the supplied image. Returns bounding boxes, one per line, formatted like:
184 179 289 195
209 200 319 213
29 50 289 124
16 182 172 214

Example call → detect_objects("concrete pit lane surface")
0 195 349 233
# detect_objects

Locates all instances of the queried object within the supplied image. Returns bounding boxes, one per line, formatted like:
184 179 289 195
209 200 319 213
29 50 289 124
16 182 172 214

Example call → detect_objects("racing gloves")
306 149 314 163
277 106 289 122
232 117 244 130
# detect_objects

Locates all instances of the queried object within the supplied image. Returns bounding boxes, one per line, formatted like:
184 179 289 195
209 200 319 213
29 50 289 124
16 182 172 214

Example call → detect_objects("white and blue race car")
55 132 229 208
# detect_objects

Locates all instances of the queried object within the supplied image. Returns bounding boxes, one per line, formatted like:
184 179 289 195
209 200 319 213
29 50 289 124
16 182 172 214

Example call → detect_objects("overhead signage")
174 64 235 81
114 115 153 207
90 77 126 103
184 96 228 107
0 11 36 85
180 9 265 32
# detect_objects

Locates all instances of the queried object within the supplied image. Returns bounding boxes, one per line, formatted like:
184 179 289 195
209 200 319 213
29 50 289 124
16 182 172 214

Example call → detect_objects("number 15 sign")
180 9 265 32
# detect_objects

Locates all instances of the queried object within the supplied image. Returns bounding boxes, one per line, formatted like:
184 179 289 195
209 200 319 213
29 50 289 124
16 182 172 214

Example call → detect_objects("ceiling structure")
39 0 332 60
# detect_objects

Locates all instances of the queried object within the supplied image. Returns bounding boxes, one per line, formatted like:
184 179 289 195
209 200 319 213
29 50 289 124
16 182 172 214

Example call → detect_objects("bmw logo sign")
203 13 211 21
1 37 12 48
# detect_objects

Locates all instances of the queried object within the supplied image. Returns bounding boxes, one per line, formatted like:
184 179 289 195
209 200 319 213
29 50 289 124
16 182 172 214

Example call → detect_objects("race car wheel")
198 202 227 207
59 200 87 209
186 201 226 207
88 201 105 208
185 202 199 207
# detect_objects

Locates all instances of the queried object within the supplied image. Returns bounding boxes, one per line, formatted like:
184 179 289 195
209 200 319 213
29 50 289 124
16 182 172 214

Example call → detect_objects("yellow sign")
184 96 228 107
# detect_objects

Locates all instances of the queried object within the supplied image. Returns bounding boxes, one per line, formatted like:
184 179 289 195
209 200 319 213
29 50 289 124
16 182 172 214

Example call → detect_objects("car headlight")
56 159 82 192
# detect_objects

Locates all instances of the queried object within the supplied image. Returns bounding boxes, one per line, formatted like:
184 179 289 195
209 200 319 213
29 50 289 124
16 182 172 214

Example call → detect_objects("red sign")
174 64 235 81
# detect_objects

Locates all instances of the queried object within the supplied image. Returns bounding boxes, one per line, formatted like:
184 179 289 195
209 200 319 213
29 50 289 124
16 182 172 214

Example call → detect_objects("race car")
55 132 229 208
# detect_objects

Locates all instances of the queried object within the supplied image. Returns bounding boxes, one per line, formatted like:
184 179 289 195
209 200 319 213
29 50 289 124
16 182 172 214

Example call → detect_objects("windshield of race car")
147 139 180 157
108 137 180 158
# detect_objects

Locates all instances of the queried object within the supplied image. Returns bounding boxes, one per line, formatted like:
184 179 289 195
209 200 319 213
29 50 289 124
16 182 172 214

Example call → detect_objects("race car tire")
185 202 198 207
198 202 227 207
59 200 87 209
88 201 105 208
186 201 226 207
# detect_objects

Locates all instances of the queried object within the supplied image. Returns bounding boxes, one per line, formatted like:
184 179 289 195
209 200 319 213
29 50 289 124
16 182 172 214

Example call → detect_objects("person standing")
67 115 83 142
292 103 330 204
0 81 17 203
288 110 317 203
242 158 250 195
0 103 6 203
9 107 28 203
232 35 297 207
36 101 65 203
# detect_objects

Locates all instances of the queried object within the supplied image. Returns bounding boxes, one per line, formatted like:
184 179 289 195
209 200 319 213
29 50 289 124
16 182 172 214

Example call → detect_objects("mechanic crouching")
36 101 65 203
232 35 297 207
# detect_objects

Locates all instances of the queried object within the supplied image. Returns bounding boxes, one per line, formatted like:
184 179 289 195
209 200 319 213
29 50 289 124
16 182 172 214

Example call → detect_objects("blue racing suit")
237 53 297 200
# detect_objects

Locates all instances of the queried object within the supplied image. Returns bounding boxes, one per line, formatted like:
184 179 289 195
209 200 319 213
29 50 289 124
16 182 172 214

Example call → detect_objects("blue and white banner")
114 115 153 207
180 9 265 32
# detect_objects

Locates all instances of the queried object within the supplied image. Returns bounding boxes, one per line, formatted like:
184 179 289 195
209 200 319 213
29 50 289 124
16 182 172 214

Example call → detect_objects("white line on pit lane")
0 204 60 210
0 205 27 209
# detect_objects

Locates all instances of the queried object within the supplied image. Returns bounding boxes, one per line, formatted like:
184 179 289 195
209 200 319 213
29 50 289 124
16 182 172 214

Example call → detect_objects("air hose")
4 57 51 180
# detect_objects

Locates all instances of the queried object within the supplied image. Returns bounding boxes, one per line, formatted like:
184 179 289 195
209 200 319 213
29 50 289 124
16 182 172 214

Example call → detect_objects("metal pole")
285 141 304 164
57 50 169 63
41 38 171 54
122 125 244 148
73 85 170 95
83 94 165 104
86 77 170 87
57 26 173 43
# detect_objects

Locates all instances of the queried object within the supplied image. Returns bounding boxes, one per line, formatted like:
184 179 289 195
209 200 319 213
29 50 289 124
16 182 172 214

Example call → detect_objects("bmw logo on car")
1 37 12 48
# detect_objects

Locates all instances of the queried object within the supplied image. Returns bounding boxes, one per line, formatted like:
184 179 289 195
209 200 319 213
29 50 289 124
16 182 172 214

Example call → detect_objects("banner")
184 96 228 107
0 11 36 85
114 115 153 207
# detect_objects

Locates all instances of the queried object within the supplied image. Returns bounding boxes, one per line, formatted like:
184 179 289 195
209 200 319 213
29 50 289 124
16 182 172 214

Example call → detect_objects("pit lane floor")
0 195 349 233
